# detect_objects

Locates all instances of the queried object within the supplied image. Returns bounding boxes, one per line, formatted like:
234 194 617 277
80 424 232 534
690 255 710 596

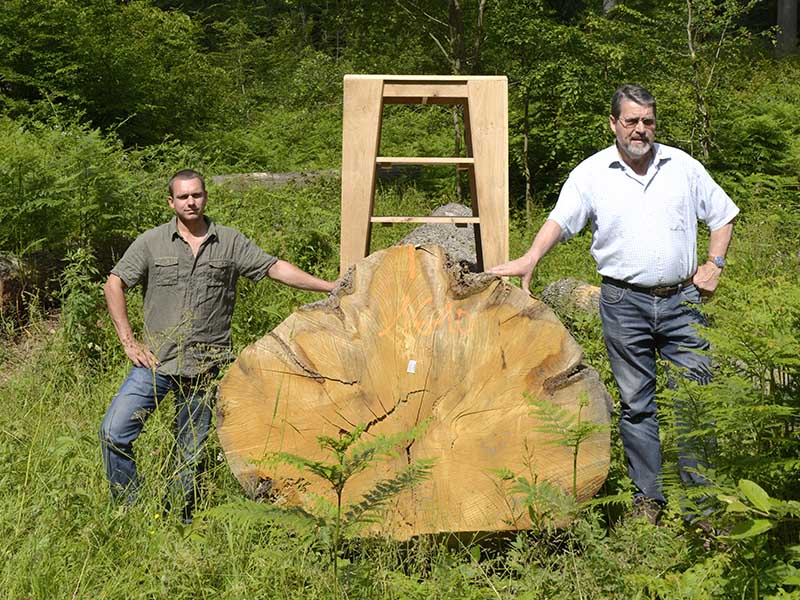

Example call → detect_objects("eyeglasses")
616 116 656 129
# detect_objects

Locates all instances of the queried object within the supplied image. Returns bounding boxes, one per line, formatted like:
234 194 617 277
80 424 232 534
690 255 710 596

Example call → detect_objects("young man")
100 169 335 522
490 85 739 523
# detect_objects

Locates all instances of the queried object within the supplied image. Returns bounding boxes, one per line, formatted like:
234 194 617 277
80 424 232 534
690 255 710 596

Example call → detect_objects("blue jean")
599 281 712 504
99 366 217 513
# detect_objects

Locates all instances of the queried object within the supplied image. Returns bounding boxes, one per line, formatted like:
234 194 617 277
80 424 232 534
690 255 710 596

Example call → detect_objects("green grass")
1 177 799 599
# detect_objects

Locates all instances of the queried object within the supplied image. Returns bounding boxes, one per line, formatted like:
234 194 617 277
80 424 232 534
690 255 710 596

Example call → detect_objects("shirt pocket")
153 256 178 286
206 259 233 288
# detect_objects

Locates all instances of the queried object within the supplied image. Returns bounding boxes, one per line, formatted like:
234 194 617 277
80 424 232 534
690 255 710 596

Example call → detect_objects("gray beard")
621 140 651 158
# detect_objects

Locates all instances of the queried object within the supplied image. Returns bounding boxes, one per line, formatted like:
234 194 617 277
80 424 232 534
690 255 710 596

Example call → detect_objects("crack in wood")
362 388 428 434
268 332 359 385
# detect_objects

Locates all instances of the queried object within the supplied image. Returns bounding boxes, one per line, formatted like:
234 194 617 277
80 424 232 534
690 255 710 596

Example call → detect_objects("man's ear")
608 115 616 134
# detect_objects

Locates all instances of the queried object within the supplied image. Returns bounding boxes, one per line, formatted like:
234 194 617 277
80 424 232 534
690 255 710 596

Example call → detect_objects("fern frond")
203 499 323 538
526 394 576 439
579 491 633 510
343 458 436 530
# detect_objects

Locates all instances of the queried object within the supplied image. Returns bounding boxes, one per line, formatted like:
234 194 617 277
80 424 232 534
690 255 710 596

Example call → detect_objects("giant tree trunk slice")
218 245 611 539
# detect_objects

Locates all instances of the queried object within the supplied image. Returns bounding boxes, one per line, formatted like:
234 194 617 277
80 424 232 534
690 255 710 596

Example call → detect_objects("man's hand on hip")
122 337 158 369
693 261 723 296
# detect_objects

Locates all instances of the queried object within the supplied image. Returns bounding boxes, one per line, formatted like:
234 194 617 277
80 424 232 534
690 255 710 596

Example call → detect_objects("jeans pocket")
600 282 626 305
680 284 702 305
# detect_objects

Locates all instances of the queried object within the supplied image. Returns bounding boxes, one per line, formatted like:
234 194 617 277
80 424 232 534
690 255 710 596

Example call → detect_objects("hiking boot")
631 496 663 526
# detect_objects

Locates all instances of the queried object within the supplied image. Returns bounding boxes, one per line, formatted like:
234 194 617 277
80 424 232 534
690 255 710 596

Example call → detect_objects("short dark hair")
169 169 206 196
611 84 656 119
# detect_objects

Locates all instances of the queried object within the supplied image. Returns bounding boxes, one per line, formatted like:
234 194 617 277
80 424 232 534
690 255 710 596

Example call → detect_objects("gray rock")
397 203 478 268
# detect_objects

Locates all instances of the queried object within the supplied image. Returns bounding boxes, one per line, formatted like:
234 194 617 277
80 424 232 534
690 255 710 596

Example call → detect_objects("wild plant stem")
334 487 342 599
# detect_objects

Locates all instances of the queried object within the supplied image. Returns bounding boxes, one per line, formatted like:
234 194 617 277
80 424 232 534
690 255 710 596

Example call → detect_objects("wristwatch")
709 255 726 269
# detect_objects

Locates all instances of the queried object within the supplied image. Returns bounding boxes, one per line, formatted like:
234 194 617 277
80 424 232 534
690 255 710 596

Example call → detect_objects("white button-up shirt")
548 143 739 287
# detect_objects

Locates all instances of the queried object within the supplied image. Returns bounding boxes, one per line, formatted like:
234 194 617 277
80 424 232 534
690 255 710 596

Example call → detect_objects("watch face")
712 256 725 268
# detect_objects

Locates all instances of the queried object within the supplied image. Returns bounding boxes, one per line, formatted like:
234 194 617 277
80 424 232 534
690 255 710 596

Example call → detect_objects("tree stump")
218 245 611 539
0 254 25 324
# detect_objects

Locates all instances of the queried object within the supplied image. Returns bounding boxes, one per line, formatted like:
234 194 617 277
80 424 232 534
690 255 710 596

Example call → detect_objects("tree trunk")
777 0 798 57
603 0 618 13
217 245 612 539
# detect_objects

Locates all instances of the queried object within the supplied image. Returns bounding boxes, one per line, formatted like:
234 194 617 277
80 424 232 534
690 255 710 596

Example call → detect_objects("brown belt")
601 277 693 298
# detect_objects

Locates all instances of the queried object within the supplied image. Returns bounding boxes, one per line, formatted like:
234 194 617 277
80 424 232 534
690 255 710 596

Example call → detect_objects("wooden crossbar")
377 157 474 166
370 216 480 224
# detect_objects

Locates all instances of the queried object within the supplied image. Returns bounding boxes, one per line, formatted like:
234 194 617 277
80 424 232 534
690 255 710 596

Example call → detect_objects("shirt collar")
169 216 217 241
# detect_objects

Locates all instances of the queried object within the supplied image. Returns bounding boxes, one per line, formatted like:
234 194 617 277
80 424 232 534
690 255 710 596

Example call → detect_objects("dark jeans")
599 281 712 504
99 366 217 515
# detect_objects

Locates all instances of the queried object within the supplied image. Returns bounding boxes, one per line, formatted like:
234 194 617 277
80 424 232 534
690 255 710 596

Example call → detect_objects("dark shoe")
689 518 732 550
631 496 663 526
162 501 194 525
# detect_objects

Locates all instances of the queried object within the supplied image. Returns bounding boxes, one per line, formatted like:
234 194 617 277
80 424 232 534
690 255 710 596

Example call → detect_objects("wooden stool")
339 75 508 275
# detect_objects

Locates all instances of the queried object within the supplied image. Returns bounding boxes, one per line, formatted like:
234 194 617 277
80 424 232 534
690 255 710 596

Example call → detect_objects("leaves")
725 518 774 539
737 479 773 513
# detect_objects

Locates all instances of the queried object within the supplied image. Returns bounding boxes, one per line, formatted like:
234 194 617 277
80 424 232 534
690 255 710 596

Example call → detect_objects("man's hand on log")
487 219 561 294
488 255 538 293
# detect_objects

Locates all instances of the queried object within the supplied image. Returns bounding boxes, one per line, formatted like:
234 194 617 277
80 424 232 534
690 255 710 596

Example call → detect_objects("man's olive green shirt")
111 217 277 377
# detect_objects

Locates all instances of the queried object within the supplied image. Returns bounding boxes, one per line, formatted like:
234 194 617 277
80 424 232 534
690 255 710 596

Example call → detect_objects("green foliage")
208 423 434 598
0 0 227 146
496 465 579 531
652 218 800 597
719 479 800 539
59 247 104 361
709 479 800 598
678 277 800 489
0 118 128 254
200 105 344 172
0 117 202 259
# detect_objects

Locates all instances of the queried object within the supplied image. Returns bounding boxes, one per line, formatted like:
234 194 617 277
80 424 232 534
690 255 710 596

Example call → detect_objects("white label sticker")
407 360 417 374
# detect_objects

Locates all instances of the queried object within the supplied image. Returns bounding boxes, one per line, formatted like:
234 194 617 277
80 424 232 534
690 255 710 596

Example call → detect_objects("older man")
490 84 739 522
100 169 336 522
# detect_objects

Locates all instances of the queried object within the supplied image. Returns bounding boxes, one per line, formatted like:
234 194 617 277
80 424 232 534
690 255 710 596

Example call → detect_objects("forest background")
0 0 799 598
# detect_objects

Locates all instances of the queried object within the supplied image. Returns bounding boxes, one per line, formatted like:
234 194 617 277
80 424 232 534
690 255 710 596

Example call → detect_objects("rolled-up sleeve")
110 235 149 288
233 232 278 282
